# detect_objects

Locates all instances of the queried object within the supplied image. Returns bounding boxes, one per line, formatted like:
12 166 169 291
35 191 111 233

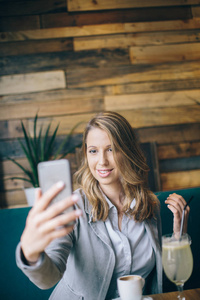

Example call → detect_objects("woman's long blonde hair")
75 111 159 222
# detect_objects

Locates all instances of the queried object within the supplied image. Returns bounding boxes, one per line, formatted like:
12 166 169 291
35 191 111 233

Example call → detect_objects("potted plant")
7 114 82 206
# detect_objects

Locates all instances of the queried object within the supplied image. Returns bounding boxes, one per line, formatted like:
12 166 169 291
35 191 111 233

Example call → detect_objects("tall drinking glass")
162 233 193 299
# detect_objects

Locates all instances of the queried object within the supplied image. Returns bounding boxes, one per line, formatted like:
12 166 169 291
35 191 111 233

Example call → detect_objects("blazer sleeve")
16 228 75 289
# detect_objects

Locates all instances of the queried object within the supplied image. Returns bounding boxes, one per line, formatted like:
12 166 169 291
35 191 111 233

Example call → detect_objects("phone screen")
38 159 74 211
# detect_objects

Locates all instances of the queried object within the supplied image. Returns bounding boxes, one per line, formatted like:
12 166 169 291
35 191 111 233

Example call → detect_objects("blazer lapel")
89 219 114 250
84 194 115 250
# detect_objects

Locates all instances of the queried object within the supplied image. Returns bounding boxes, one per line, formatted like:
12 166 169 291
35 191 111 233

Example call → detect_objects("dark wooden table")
150 288 200 300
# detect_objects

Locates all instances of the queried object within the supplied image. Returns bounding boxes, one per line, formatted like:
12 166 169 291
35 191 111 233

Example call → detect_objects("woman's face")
86 128 121 191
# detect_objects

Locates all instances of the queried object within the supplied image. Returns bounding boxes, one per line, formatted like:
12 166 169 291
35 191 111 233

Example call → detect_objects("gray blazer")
16 189 162 300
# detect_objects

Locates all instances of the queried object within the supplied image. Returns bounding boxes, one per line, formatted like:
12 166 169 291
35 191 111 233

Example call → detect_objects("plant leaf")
33 114 38 149
44 124 59 161
4 176 33 184
42 123 52 161
8 115 82 188
18 138 38 186
37 126 43 161
6 157 36 186
20 121 35 162
33 113 41 163
29 137 38 165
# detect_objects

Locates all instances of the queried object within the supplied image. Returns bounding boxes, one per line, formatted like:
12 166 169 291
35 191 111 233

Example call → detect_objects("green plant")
7 114 82 187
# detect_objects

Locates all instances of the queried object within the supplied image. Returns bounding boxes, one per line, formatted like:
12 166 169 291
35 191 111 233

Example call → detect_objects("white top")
104 196 155 299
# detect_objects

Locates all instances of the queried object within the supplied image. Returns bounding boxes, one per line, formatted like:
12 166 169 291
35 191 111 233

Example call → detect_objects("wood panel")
136 123 200 145
0 153 77 176
41 7 192 29
1 123 200 158
66 61 200 88
192 5 200 17
0 24 126 42
158 142 200 159
161 169 200 191
118 106 200 128
27 115 92 136
0 133 83 160
0 49 130 76
129 43 200 64
67 0 200 11
0 158 29 175
105 89 200 111
0 106 199 142
1 174 27 191
0 38 73 56
160 156 200 172
124 18 200 32
0 15 40 31
151 289 200 300
0 86 108 104
74 30 200 51
1 19 200 43
0 71 66 95
110 79 200 95
0 0 67 17
1 79 199 106
0 119 27 139
1 122 200 148
0 132 84 159
0 139 26 159
0 1 200 200
0 97 103 121
0 190 26 208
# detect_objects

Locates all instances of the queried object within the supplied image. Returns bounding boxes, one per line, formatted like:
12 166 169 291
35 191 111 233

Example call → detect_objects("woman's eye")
89 149 97 154
108 148 112 152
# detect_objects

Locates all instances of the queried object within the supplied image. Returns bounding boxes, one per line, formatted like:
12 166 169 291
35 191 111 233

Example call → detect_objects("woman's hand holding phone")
20 182 82 264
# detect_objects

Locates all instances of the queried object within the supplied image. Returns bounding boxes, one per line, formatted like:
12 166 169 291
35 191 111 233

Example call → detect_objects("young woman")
16 111 189 300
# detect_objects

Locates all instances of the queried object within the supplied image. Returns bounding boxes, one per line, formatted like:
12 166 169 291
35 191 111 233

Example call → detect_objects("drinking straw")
179 195 194 239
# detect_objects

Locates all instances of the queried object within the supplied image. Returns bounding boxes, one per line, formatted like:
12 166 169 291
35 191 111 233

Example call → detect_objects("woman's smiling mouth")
97 169 113 177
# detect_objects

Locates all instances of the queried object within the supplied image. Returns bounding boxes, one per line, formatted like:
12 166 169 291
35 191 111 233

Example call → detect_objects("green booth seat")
0 206 53 300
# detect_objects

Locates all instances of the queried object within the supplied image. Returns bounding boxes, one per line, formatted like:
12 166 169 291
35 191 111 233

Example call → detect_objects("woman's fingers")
38 209 82 235
26 209 82 255
21 205 82 263
165 193 190 234
33 194 80 226
34 188 42 204
47 225 75 241
21 190 82 262
32 181 65 214
165 193 185 214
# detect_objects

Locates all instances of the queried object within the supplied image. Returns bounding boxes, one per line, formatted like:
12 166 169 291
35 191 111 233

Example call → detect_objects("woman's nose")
99 152 108 165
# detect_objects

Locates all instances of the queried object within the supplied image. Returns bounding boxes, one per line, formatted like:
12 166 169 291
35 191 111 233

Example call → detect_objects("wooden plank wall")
0 0 200 207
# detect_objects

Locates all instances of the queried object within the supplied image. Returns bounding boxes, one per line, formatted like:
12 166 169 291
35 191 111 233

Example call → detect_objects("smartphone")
38 159 75 217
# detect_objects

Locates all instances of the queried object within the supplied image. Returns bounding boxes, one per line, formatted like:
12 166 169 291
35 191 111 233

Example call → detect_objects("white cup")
117 274 145 300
